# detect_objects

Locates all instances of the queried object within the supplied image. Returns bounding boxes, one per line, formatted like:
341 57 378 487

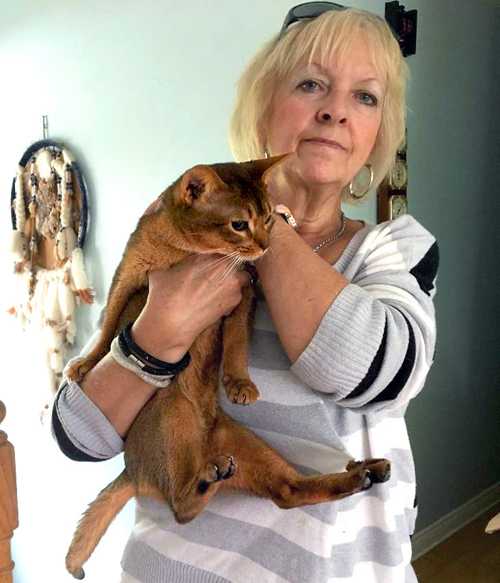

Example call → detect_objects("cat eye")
231 220 249 232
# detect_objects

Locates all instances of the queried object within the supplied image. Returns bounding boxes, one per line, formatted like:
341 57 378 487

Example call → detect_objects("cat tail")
66 470 135 580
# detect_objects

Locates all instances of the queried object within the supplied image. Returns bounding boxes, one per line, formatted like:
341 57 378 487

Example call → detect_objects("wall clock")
377 129 409 222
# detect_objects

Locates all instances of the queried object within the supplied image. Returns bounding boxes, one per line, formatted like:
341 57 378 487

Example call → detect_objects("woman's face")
264 35 386 189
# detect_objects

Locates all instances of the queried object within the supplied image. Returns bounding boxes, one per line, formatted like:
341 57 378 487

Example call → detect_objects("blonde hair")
228 8 409 204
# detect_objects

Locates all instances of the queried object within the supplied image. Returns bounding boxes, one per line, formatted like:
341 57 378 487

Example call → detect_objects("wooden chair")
0 400 18 583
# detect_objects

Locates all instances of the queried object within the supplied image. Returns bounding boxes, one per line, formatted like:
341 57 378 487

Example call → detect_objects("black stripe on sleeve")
52 390 106 463
410 241 440 296
347 321 388 400
371 313 416 404
345 311 417 406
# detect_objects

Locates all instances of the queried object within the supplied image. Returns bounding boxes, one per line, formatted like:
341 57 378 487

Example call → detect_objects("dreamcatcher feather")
8 140 94 420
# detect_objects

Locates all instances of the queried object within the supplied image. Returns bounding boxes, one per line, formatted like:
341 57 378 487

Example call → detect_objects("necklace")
313 212 346 252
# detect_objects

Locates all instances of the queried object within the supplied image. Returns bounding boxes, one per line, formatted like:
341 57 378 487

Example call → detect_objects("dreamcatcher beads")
7 141 94 418
54 150 78 261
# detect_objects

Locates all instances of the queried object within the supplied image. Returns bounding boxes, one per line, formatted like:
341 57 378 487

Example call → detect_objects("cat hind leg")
267 459 391 509
171 454 236 524
214 412 391 509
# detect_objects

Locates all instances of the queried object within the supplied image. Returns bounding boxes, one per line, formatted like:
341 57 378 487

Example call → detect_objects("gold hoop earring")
349 164 374 199
263 145 269 159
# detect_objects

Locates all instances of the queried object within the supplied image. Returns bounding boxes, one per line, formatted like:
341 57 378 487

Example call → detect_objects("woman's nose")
317 93 348 125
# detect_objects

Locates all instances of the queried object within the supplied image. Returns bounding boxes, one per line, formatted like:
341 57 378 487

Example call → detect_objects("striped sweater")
53 214 439 583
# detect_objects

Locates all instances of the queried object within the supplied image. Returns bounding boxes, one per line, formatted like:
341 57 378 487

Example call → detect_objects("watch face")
389 159 408 189
389 195 408 219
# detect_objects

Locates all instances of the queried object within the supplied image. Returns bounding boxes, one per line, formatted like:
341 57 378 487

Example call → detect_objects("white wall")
1 1 499 581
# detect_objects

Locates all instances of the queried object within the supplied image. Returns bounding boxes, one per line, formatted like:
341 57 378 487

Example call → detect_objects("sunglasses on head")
279 2 346 39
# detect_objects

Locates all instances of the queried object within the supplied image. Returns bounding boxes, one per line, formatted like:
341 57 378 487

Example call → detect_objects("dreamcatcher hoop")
8 139 94 420
10 139 89 248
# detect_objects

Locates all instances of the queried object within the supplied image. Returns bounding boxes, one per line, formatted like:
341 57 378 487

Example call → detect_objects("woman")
53 4 438 582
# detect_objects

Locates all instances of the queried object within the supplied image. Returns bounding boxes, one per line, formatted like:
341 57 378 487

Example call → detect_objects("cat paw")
364 458 391 483
198 455 236 494
223 376 260 405
211 455 236 481
346 458 391 485
341 463 371 492
66 358 99 382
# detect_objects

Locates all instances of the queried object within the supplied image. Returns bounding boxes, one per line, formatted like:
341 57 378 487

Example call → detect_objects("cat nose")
258 238 270 251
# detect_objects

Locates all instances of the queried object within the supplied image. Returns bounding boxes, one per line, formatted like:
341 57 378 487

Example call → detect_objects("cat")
64 156 391 579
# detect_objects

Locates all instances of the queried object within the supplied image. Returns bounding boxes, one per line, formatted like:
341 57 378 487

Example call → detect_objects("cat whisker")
197 252 239 274
264 246 275 267
203 254 240 281
214 255 245 287
197 257 228 273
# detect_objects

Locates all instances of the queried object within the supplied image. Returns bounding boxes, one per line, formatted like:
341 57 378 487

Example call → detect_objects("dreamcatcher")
8 140 94 418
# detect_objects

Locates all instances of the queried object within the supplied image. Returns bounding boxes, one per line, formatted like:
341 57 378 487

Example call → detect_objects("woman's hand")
132 197 251 362
131 254 252 363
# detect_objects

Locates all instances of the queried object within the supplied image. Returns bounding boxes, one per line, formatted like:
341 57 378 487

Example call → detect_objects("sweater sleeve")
51 327 125 461
290 215 439 413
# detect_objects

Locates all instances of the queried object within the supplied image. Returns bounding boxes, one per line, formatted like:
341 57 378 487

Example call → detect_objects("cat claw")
66 360 94 382
66 362 84 382
223 376 260 405
214 456 235 481
368 461 391 483
198 456 236 494
66 351 108 382
362 472 374 490
346 459 391 485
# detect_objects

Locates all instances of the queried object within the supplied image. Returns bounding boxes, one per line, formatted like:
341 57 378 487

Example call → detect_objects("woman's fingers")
144 254 253 343
236 269 253 288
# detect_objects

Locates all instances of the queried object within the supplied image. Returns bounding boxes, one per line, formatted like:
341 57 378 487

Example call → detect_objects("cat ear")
261 153 292 185
179 165 227 206
239 154 291 183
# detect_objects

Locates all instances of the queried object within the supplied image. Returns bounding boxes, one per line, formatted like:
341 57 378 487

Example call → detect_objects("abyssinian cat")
64 156 391 579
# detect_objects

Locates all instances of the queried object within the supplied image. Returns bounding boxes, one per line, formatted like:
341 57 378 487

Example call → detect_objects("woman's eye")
358 92 378 106
298 79 321 92
231 220 249 232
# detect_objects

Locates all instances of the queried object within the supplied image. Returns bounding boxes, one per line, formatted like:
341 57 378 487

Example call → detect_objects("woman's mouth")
303 138 346 150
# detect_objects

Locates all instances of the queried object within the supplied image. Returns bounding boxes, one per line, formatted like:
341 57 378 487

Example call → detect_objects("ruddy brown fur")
65 157 391 579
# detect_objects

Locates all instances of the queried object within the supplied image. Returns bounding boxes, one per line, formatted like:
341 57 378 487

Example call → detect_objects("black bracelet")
119 322 191 377
117 332 171 376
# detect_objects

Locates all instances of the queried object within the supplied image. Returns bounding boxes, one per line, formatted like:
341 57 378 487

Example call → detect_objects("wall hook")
42 115 49 140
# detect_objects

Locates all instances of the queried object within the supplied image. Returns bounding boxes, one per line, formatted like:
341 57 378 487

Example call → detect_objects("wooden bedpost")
0 400 18 583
